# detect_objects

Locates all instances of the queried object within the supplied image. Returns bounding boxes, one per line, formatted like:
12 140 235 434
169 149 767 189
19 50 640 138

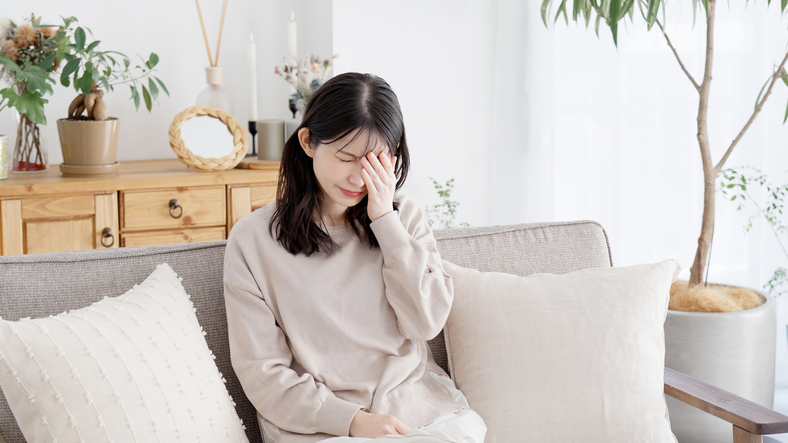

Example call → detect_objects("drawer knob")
101 228 115 248
169 199 183 219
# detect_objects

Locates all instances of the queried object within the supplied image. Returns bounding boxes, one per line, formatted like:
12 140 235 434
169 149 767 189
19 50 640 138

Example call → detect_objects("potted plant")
425 177 470 229
540 1 788 441
720 167 787 298
53 16 168 175
0 14 59 172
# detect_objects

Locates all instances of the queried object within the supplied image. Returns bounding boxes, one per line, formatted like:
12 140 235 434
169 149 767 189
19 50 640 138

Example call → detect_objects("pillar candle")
287 11 297 62
258 119 286 161
247 33 258 121
284 118 300 144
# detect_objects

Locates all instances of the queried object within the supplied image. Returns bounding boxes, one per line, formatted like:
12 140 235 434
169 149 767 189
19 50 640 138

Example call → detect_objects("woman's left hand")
361 150 397 222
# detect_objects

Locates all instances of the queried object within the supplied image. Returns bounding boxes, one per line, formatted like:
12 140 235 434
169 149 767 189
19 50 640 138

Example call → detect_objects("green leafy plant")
720 167 787 296
0 14 59 170
0 15 57 126
0 15 168 125
425 178 470 229
541 0 788 289
54 16 168 121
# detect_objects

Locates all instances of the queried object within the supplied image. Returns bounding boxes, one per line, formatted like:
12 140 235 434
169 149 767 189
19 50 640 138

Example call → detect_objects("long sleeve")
369 196 454 341
223 229 364 437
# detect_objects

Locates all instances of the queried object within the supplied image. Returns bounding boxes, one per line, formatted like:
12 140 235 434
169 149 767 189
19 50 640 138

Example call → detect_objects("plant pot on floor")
56 118 121 176
665 289 776 443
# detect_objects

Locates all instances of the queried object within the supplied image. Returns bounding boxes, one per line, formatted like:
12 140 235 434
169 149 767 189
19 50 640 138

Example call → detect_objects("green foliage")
720 167 788 296
55 17 168 113
425 178 470 230
0 14 168 125
541 0 714 46
0 88 48 124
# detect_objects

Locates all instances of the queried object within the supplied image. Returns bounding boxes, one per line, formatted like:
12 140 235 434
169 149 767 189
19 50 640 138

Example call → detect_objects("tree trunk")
688 0 717 287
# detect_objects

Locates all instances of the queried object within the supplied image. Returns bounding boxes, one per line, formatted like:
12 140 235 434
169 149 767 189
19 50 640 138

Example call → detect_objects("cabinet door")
227 184 276 231
0 193 119 255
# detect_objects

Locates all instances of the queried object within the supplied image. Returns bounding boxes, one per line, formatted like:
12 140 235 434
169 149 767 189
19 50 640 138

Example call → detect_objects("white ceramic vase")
664 290 776 443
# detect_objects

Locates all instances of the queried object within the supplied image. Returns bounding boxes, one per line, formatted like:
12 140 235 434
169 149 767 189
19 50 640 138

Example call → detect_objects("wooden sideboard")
0 159 279 256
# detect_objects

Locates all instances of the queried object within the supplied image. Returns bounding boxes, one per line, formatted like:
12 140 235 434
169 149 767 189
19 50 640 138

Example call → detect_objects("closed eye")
336 155 355 163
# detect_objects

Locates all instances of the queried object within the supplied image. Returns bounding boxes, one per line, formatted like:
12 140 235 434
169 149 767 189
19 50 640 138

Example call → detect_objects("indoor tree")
541 0 788 290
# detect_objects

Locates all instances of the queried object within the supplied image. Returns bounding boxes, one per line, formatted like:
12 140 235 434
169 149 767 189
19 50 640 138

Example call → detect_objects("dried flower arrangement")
0 14 59 171
275 53 337 116
0 14 167 172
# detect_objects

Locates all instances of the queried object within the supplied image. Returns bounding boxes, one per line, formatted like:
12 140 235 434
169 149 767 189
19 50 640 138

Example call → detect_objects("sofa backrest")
0 220 611 443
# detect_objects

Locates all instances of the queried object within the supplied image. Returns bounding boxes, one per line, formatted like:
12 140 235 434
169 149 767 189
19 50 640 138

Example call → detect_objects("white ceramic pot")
664 290 776 443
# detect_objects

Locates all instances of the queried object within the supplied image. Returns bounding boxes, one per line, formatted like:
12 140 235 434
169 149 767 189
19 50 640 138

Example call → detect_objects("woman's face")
298 128 391 226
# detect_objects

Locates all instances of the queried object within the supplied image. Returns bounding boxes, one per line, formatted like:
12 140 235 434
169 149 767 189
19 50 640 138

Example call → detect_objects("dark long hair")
269 72 411 256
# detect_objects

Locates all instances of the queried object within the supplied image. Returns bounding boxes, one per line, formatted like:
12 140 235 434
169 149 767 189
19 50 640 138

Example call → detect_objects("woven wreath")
169 105 248 171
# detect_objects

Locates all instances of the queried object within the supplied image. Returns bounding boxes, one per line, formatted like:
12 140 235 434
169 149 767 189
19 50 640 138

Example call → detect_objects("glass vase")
196 67 233 114
11 110 48 173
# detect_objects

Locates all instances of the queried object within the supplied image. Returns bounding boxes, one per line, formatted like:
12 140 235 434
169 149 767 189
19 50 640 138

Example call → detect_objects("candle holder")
247 121 258 157
288 96 298 119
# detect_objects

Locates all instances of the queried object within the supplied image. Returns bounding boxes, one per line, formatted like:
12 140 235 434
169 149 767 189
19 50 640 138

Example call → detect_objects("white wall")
332 0 495 228
0 0 333 163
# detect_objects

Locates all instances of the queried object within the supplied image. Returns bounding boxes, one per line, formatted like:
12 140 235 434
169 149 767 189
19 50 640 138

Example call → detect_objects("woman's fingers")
362 156 382 182
361 157 389 195
362 154 386 185
394 420 412 435
360 168 377 194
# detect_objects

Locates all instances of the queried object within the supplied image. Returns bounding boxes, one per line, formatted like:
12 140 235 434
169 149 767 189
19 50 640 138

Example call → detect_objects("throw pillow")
0 263 249 442
442 259 680 443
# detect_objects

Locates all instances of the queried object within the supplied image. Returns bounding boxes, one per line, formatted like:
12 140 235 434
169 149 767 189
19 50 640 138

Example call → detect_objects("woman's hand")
361 150 397 222
349 410 412 438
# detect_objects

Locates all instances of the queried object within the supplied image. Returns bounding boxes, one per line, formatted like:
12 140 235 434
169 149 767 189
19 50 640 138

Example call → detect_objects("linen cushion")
442 259 680 443
0 263 248 442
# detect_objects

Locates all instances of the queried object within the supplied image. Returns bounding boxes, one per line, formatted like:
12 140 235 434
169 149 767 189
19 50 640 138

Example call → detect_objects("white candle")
287 11 297 62
247 33 258 121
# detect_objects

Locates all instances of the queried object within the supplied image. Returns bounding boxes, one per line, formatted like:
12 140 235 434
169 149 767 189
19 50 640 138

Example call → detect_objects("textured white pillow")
442 260 680 443
0 263 248 443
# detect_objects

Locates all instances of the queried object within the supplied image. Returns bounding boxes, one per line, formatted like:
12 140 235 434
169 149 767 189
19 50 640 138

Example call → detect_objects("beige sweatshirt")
223 195 463 443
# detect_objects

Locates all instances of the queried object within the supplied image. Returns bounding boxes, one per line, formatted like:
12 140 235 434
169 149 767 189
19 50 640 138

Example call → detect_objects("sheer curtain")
333 0 788 386
516 0 788 386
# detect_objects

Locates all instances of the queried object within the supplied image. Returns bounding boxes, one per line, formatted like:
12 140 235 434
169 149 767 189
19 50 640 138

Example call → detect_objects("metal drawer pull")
169 199 183 219
101 228 115 248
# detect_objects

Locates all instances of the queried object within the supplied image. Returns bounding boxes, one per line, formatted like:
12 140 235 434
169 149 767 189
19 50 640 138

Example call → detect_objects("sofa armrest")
664 367 788 442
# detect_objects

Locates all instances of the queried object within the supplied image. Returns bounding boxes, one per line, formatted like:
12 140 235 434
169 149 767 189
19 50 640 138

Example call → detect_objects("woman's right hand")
349 410 412 438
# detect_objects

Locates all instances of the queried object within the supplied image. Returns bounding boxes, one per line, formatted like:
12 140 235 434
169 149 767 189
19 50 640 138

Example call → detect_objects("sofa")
0 220 787 443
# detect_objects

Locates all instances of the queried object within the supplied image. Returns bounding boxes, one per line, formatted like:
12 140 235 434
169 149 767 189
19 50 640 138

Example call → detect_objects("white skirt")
259 372 487 443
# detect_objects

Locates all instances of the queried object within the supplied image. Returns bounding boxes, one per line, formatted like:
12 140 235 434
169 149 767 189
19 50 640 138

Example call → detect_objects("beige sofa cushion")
0 263 248 442
442 259 680 443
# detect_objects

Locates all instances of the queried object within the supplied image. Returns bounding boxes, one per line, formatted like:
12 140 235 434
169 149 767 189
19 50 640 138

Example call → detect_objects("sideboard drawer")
120 226 226 247
121 186 226 231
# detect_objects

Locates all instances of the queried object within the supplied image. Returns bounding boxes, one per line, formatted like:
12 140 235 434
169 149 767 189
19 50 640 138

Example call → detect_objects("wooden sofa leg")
734 425 762 443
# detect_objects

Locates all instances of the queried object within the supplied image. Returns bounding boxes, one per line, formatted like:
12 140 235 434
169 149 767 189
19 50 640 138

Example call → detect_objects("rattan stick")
214 0 228 66
195 0 214 67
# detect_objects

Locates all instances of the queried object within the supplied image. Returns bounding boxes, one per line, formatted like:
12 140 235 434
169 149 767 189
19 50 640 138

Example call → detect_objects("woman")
224 72 486 443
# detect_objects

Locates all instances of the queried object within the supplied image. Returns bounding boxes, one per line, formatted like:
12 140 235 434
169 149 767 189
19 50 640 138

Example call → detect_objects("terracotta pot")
57 118 119 165
664 289 775 443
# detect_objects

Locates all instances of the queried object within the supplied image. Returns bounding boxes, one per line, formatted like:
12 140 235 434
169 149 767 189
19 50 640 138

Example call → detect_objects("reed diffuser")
194 0 233 114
